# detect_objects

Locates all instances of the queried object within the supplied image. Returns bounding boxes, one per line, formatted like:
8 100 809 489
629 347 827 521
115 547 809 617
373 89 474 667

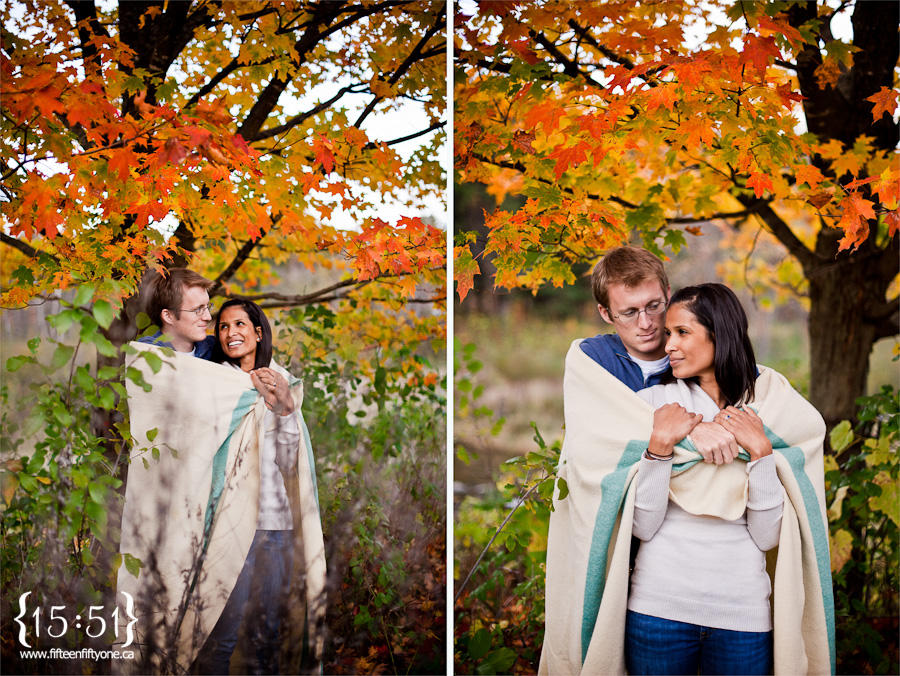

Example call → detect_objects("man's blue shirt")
137 331 216 360
579 333 669 392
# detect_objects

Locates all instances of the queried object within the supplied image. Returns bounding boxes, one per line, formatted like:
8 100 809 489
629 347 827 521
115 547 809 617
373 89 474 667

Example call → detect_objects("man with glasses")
138 268 217 358
581 246 738 463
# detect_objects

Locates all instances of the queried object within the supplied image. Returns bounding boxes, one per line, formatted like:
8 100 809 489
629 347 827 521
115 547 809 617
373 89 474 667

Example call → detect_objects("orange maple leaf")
865 86 899 122
814 58 841 90
794 164 825 190
746 168 773 198
885 210 899 238
523 102 566 135
512 130 536 154
548 141 590 180
343 126 368 151
645 84 679 113
454 245 479 302
757 15 803 45
741 35 779 76
835 192 876 253
806 190 833 211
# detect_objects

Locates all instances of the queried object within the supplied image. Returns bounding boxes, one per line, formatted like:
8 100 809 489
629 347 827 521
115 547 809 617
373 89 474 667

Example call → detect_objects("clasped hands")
650 404 772 464
250 367 295 416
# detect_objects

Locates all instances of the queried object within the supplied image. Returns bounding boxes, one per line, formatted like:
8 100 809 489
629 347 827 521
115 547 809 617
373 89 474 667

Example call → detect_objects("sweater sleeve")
745 455 783 551
632 454 673 541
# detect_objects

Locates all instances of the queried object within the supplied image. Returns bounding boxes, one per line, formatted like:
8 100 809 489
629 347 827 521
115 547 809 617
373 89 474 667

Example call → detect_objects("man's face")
598 279 669 361
160 285 212 351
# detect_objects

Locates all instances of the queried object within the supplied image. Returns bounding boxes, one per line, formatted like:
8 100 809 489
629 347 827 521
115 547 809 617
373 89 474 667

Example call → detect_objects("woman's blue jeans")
625 610 773 676
195 529 293 675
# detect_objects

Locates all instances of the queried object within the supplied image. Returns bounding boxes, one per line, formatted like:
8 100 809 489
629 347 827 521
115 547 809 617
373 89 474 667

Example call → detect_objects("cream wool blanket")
114 342 326 674
539 340 834 676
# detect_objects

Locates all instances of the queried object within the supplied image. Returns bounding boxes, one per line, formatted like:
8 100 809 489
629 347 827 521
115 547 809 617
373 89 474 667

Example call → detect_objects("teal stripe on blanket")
203 390 258 537
581 439 646 663
768 431 836 675
300 414 320 512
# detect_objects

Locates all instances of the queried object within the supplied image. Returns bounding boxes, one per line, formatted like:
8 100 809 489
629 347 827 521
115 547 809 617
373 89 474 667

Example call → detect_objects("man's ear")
597 303 613 325
160 309 174 328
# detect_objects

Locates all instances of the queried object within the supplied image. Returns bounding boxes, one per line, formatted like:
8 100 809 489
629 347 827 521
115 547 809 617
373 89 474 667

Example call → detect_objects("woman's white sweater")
629 381 784 632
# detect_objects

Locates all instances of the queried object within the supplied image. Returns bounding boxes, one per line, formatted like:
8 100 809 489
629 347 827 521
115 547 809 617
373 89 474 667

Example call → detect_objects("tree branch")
208 215 281 295
251 83 369 142
1 232 60 264
365 120 445 150
353 2 446 128
471 152 774 226
733 194 819 270
530 29 597 86
232 265 444 309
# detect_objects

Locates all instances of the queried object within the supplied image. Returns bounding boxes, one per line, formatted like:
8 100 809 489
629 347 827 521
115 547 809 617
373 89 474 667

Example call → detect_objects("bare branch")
531 29 597 86
734 194 819 270
354 3 446 128
1 232 60 263
365 120 445 150
251 84 369 142
209 215 281 295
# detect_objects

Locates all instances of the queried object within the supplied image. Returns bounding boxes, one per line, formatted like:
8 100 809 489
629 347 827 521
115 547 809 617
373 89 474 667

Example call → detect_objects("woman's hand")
250 368 295 416
713 406 772 461
648 403 702 458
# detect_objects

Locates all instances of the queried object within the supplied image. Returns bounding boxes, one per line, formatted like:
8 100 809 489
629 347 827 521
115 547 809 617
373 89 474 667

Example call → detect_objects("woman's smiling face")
665 303 716 383
218 306 261 370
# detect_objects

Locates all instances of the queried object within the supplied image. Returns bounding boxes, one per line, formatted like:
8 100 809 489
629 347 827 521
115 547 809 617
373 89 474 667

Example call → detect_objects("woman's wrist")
748 440 773 462
647 433 675 458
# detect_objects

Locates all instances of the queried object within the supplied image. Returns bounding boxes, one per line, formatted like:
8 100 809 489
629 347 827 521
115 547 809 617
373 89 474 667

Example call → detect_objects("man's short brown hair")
144 268 214 327
591 246 669 308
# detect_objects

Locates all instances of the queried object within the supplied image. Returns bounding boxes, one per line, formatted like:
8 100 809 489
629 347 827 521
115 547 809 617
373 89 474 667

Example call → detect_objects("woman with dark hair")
626 283 784 675
196 298 300 674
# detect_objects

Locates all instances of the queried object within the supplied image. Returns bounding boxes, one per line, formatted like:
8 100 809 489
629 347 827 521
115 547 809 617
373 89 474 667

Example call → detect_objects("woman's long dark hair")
211 299 273 370
668 283 757 406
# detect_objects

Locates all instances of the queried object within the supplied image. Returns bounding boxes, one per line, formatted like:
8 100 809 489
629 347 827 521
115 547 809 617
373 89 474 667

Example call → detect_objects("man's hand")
648 403 702 458
689 421 739 465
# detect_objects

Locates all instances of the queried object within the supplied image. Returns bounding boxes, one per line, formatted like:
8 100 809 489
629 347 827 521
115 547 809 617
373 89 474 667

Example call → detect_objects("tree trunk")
806 243 882 429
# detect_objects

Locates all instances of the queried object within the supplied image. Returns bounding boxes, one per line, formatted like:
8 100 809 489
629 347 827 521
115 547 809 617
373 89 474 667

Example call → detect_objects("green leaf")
74 365 94 391
52 403 74 427
92 300 115 329
480 648 517 674
47 309 81 335
88 482 107 504
521 182 562 207
73 283 97 307
12 266 35 286
556 477 569 501
468 628 492 660
142 350 163 374
6 355 34 372
49 344 75 372
136 312 152 330
147 427 159 442
98 387 116 410
124 553 143 578
830 420 854 453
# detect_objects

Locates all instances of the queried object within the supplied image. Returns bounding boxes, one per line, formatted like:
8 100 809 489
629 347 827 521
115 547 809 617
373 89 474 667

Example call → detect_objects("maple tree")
2 0 446 367
454 0 898 427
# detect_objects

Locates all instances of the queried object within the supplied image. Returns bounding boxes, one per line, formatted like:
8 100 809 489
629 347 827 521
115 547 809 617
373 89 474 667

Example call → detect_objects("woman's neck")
698 375 727 409
238 354 256 372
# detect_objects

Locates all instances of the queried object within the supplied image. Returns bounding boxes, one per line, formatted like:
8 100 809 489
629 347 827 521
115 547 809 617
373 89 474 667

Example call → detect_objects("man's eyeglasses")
607 300 667 323
170 302 213 317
